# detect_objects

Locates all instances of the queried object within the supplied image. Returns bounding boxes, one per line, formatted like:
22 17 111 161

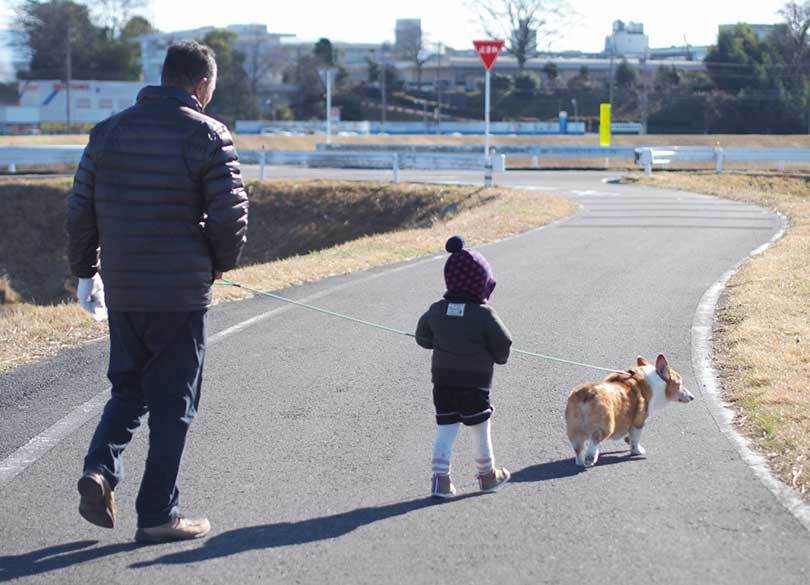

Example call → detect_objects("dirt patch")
0 179 575 372
624 171 809 499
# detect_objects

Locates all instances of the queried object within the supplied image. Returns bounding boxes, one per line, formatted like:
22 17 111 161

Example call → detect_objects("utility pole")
640 53 649 135
381 43 387 134
435 42 442 135
608 43 615 114
65 18 72 133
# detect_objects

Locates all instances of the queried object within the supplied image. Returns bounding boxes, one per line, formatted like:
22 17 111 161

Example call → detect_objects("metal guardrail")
0 146 506 185
3 144 810 178
634 146 810 174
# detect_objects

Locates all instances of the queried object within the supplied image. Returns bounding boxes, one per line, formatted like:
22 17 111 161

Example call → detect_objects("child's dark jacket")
416 298 512 389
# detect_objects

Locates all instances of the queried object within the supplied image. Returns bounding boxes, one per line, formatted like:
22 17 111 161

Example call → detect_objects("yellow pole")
599 103 611 147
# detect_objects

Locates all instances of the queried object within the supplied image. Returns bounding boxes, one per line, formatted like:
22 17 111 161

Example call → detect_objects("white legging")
431 419 495 476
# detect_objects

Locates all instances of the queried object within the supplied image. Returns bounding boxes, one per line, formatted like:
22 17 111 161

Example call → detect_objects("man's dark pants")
83 310 207 528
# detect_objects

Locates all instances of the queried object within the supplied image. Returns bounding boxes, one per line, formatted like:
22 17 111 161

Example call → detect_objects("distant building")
17 79 140 124
719 23 783 41
395 19 422 58
137 24 293 86
605 20 649 56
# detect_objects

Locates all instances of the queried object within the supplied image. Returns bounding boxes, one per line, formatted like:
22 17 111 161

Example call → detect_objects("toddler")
416 235 512 497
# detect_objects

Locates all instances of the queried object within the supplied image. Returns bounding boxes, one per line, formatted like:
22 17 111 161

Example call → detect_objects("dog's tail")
571 385 597 403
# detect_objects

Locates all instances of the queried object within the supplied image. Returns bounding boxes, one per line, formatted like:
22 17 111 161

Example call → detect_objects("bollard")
778 160 785 172
259 149 266 180
484 158 493 188
7 163 15 174
531 155 539 169
495 154 506 174
392 152 399 184
714 147 724 174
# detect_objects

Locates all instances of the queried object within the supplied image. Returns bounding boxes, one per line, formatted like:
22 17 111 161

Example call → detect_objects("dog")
565 354 694 467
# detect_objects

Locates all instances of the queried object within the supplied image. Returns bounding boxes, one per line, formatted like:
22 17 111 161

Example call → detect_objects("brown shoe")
431 474 457 499
134 515 211 543
77 471 115 529
478 466 511 493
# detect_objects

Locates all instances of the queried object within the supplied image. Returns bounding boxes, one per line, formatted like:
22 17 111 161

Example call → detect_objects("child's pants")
431 419 495 477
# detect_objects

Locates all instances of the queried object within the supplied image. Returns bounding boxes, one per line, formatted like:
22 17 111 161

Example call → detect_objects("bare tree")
242 34 280 119
471 0 571 71
779 1 810 68
89 0 147 39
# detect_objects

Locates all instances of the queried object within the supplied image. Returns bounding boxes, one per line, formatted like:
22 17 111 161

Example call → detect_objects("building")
17 79 140 124
397 53 705 93
395 19 422 58
605 20 649 56
137 24 293 86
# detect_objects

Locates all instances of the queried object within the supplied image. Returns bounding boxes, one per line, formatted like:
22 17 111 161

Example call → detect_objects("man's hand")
77 273 108 321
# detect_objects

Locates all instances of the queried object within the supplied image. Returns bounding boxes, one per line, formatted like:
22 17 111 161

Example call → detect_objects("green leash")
217 278 623 374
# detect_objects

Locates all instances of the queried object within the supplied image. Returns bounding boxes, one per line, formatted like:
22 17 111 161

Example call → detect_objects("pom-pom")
445 235 465 253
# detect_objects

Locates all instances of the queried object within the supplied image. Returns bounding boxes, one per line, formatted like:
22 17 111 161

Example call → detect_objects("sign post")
473 40 504 187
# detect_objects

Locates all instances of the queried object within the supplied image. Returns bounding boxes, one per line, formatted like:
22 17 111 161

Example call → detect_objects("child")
416 235 513 498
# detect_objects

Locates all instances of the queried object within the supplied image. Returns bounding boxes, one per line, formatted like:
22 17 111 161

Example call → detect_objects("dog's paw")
630 444 646 456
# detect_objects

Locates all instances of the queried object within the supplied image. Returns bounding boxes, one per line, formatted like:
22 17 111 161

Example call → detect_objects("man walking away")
66 41 248 543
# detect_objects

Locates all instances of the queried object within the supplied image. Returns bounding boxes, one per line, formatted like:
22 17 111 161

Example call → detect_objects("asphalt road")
1 170 808 584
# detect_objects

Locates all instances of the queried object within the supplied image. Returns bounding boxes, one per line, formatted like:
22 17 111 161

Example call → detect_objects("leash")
216 278 624 374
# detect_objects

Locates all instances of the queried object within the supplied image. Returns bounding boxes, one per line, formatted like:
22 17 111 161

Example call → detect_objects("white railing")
0 146 507 184
634 146 810 175
4 145 810 178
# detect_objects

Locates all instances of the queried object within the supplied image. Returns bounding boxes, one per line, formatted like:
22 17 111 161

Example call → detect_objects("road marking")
691 211 810 532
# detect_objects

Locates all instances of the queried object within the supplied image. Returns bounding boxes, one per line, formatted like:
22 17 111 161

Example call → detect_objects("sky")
0 0 788 53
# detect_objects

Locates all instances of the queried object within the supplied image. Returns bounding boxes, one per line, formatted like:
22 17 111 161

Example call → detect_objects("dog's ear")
655 354 671 380
637 355 651 367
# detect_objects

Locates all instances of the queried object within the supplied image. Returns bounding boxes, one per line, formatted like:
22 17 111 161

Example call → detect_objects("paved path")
1 171 807 584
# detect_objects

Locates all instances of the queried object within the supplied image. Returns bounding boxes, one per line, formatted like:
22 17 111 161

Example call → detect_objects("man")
66 41 248 543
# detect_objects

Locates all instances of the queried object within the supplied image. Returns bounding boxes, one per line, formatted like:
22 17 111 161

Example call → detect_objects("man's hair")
161 41 216 88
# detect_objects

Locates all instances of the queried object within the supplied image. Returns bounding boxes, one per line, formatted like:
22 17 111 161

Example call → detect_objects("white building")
605 20 649 56
137 24 293 86
17 79 140 124
395 19 422 58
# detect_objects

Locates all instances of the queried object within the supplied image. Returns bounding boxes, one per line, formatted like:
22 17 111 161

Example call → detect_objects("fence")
3 145 810 178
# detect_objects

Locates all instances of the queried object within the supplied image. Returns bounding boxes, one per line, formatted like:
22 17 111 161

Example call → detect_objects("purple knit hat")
443 235 496 304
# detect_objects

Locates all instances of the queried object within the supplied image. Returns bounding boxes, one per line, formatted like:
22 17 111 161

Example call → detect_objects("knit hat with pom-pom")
443 235 496 304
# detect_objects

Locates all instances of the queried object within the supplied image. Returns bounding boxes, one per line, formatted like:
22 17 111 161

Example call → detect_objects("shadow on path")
511 452 637 483
132 495 477 568
0 540 141 582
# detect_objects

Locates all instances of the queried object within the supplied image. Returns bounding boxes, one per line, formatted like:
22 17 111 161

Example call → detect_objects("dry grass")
0 179 574 371
626 171 810 499
6 133 810 151
216 185 574 302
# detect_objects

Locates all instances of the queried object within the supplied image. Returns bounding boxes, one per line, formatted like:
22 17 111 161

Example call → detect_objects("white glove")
77 273 108 322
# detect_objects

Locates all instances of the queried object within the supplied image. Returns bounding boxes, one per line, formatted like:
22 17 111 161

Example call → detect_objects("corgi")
564 354 694 467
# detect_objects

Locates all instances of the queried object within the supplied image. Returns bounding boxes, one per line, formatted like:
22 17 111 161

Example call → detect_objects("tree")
91 0 146 40
16 0 143 80
541 61 558 85
120 15 156 40
615 59 638 89
242 33 280 119
313 38 335 67
705 24 773 93
471 0 571 70
202 29 251 124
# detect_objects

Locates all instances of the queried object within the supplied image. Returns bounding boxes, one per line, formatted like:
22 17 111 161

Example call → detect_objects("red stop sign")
473 40 505 71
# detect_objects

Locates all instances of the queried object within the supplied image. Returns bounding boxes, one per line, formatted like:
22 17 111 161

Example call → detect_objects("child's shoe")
431 473 457 498
478 466 511 493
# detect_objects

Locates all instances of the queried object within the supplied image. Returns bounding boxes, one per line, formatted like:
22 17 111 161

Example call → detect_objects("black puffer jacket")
66 86 249 311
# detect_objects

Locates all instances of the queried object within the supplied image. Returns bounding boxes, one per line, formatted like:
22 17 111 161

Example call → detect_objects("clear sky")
1 0 788 52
